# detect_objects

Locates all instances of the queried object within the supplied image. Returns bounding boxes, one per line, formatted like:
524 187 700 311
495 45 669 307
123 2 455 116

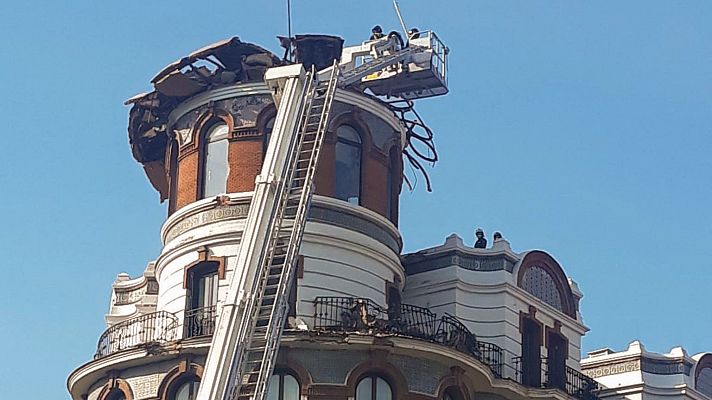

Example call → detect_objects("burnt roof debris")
150 37 280 85
126 37 282 200
293 35 344 71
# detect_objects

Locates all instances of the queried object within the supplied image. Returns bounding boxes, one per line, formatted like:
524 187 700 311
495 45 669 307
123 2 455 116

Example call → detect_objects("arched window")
521 266 563 312
201 122 229 198
263 116 276 157
105 389 127 400
335 125 362 205
168 376 200 400
356 375 392 400
267 371 300 400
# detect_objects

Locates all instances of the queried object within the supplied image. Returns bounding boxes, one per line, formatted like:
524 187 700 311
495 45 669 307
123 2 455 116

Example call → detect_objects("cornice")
166 83 404 139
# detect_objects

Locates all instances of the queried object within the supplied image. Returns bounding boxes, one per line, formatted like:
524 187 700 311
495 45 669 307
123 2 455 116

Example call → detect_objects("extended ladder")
233 66 339 400
196 64 338 400
198 43 435 400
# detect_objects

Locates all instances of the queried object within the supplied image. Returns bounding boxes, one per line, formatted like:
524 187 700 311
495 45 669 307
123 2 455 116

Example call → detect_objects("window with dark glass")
169 377 200 400
201 122 229 198
263 116 276 157
521 317 542 387
185 262 219 337
335 125 362 205
267 371 299 400
442 388 464 400
386 146 399 221
546 332 567 390
168 139 180 214
356 375 392 400
105 389 127 400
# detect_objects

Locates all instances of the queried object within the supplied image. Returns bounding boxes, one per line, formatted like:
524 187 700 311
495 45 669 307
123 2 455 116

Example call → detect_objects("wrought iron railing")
95 311 179 359
564 365 600 400
313 297 503 377
512 356 600 400
184 305 217 338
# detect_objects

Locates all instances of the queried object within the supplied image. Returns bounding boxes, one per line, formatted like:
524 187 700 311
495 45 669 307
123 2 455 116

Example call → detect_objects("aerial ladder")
196 31 449 400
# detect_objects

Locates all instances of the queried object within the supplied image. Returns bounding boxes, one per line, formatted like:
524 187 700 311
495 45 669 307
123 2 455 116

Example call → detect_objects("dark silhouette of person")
370 25 385 40
408 27 420 40
493 231 502 241
474 228 487 248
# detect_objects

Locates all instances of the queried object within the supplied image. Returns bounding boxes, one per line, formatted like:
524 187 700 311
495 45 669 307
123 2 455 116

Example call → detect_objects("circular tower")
69 34 530 400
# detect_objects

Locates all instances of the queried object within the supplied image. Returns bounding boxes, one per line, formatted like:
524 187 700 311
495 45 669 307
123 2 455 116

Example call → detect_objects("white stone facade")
582 341 712 400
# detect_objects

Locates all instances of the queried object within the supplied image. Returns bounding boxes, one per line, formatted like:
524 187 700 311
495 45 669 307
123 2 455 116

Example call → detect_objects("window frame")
267 370 301 400
262 115 277 158
199 120 230 199
355 374 393 400
386 145 400 223
184 260 220 338
334 124 363 205
167 374 201 400
442 387 466 400
105 389 127 400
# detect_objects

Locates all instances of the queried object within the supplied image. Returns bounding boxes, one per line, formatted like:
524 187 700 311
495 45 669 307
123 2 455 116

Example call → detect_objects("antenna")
392 0 409 39
287 0 293 61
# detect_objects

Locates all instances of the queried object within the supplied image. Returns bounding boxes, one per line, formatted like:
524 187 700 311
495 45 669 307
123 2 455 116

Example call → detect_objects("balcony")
312 297 504 377
513 357 600 400
95 311 178 359
184 305 217 338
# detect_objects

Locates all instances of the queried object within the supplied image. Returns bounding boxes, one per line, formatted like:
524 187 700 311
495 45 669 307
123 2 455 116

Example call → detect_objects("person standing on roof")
474 228 487 249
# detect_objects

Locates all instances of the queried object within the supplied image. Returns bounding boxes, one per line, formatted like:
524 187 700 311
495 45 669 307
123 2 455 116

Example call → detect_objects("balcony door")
521 317 542 387
547 331 567 390
186 262 219 337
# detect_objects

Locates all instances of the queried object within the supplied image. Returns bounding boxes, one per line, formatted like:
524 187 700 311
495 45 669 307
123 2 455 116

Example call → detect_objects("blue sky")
1 1 710 398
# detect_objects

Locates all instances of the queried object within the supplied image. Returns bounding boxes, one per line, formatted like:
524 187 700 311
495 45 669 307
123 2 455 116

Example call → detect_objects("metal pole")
392 0 409 39
287 0 292 61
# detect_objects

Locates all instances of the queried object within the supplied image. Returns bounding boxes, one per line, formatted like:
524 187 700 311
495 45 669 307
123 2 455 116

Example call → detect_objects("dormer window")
201 122 229 198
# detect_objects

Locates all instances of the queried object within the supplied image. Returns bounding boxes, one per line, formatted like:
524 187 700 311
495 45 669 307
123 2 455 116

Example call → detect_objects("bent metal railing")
512 356 600 400
313 297 503 377
95 311 179 359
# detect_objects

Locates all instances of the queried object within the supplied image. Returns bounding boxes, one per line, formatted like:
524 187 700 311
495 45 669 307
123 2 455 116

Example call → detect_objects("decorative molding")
163 201 401 254
130 374 161 400
583 357 694 378
583 360 640 378
642 357 693 375
114 279 159 306
404 250 516 276
165 203 250 243
308 206 400 254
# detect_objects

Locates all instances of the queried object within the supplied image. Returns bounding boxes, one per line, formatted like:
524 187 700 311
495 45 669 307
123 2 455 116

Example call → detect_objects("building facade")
582 342 712 400
67 35 599 400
